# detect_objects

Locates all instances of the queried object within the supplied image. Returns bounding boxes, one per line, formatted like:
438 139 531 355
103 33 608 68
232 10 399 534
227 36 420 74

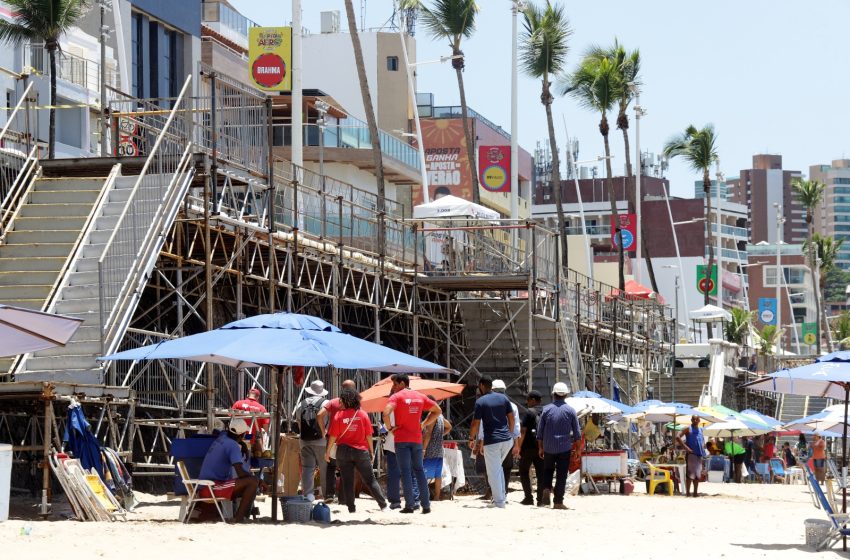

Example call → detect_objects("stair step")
0 270 58 285
0 298 43 309
66 270 99 286
29 190 101 204
34 339 102 357
0 242 74 258
26 355 101 371
55 297 99 314
11 216 87 231
0 256 65 272
15 369 103 385
34 178 107 191
4 229 80 244
61 284 100 299
0 284 52 299
19 203 93 218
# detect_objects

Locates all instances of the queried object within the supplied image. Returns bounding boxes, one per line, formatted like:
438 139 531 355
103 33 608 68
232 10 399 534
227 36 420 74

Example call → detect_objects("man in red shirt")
316 379 356 503
383 373 441 514
232 388 268 452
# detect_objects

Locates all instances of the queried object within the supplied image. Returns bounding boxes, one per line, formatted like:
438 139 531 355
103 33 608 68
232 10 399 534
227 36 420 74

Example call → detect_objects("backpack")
299 396 326 440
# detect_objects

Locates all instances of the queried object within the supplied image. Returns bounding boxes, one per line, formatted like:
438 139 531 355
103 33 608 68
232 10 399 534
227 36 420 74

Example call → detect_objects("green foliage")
824 266 850 302
403 0 478 46
756 325 781 356
832 311 850 346
0 0 89 47
663 124 720 180
724 307 753 346
806 233 844 280
792 178 826 224
519 1 572 81
563 49 620 117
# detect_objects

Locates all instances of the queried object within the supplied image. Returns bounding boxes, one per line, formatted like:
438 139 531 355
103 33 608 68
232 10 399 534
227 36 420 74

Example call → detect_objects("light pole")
573 155 614 285
715 167 725 310
774 202 786 352
292 0 303 171
315 99 329 238
628 82 645 283
99 0 108 156
737 261 768 313
510 1 527 223
662 182 695 330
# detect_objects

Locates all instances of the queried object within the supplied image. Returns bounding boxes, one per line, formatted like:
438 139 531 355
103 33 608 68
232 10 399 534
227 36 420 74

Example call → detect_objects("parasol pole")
271 366 281 523
843 383 848 550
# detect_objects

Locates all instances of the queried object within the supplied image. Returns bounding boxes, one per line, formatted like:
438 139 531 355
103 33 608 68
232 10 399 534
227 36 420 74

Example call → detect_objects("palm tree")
663 125 719 333
403 0 481 203
756 325 781 356
519 0 571 270
0 0 89 159
344 0 385 212
807 233 844 351
793 177 826 351
564 51 624 289
724 307 753 346
831 311 850 350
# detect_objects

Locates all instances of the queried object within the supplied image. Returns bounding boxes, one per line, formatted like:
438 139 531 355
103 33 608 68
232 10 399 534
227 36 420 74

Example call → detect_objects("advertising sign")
412 119 474 204
758 297 777 325
248 27 292 92
478 145 511 193
610 213 637 252
802 322 817 346
696 264 718 296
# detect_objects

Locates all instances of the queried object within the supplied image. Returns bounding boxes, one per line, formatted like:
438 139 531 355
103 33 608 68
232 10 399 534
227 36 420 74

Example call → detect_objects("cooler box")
170 435 217 495
707 471 724 483
582 450 628 477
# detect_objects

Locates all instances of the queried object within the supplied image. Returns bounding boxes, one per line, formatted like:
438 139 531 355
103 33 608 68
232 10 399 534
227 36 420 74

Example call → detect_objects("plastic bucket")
0 443 11 522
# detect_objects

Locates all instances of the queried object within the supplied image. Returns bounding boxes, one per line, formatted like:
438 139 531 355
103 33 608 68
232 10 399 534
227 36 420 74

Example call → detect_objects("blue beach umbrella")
64 404 104 480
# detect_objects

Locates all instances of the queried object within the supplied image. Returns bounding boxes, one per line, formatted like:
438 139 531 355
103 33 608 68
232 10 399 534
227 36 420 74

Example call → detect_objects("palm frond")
519 1 572 80
663 124 719 175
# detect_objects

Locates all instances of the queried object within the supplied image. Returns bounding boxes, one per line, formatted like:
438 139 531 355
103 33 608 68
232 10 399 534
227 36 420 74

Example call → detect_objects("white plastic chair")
176 461 231 523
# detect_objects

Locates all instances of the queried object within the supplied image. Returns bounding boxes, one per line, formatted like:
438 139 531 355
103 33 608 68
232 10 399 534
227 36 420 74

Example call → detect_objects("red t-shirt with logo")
389 389 430 444
231 398 269 433
329 408 371 452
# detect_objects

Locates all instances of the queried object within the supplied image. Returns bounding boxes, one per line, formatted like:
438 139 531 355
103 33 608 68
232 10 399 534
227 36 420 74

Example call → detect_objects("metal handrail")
0 147 38 242
98 75 193 357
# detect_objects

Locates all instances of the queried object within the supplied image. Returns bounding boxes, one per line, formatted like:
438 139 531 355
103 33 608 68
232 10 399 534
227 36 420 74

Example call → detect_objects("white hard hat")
492 379 507 391
229 417 250 435
552 382 569 396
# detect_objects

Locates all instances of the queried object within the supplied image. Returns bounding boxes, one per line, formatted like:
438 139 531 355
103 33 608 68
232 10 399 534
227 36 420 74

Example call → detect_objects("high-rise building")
810 159 850 270
727 154 804 244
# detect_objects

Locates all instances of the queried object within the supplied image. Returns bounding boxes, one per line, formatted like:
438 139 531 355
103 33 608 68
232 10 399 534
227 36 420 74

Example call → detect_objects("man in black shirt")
517 390 544 505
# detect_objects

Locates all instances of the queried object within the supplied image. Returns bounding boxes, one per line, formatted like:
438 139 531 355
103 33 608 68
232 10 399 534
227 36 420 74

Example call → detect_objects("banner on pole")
611 213 637 251
696 264 718 296
248 27 293 92
478 145 511 193
802 322 817 346
758 297 777 325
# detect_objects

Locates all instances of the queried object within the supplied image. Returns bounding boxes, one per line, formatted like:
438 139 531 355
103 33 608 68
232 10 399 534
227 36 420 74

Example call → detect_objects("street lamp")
510 0 528 224
774 202 786 351
573 155 614 284
673 217 706 226
715 168 725 310
315 99 330 238
628 82 646 283
663 264 679 400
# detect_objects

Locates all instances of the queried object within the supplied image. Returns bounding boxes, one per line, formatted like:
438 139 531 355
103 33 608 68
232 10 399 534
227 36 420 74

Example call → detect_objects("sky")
229 0 850 199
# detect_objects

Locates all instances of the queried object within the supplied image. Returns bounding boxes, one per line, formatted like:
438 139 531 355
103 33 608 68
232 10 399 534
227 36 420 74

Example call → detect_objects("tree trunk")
618 108 631 177
704 169 714 338
344 0 384 212
543 79 567 273
808 211 822 354
454 50 480 205
48 47 57 160
601 115 624 291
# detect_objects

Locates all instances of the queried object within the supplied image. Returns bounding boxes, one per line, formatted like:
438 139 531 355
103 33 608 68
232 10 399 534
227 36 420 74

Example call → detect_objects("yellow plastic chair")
646 462 674 496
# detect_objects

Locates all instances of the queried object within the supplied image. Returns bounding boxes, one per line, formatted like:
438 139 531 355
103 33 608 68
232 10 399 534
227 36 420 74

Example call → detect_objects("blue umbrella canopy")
739 408 781 430
568 391 638 415
744 361 850 399
64 405 104 480
100 313 454 374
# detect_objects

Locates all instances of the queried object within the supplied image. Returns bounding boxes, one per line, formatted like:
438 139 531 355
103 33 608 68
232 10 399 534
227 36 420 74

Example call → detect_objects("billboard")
758 297 777 325
248 27 292 92
412 119 474 205
479 145 511 193
610 213 637 252
802 322 817 345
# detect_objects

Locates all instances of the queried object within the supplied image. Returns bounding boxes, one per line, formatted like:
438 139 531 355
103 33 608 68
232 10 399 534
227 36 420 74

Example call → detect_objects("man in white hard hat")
474 379 521 495
536 382 580 510
198 417 260 523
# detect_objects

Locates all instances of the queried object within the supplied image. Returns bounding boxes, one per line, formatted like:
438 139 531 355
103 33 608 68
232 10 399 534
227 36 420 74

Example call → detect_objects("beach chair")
804 464 850 550
769 458 787 483
828 459 848 489
645 462 673 496
176 460 231 523
754 462 771 483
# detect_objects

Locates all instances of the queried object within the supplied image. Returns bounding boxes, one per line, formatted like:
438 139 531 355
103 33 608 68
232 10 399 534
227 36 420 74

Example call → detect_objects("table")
654 464 686 493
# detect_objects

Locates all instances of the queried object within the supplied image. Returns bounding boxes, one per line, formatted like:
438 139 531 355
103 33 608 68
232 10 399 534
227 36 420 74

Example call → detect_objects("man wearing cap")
469 376 519 509
293 380 329 501
536 382 580 510
518 390 544 505
474 379 521 495
198 418 260 523
232 388 269 453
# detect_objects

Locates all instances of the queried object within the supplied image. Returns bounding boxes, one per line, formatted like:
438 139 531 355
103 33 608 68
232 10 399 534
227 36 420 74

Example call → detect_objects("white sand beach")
0 481 840 559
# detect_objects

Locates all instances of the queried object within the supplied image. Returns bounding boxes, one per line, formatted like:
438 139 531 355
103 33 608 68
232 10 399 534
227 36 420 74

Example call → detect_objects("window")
132 13 143 98
835 178 850 184
764 265 806 287
5 89 13 110
386 56 399 71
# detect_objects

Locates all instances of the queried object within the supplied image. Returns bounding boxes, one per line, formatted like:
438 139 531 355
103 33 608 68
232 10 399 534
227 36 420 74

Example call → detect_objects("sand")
0 481 841 559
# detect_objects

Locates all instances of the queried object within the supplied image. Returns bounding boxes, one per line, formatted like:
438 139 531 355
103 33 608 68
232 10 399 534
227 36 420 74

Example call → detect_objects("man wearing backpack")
294 380 329 501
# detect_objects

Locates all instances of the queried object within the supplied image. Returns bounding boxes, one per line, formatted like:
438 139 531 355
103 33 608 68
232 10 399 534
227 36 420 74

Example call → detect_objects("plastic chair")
646 462 674 496
754 463 771 483
804 464 850 550
769 458 787 483
176 460 231 523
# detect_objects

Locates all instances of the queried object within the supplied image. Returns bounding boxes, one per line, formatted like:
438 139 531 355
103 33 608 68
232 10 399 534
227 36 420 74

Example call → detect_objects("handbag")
328 411 355 460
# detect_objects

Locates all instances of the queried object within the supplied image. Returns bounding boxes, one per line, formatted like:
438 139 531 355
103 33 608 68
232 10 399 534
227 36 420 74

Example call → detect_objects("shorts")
423 457 443 479
813 459 826 468
686 453 703 480
198 479 236 500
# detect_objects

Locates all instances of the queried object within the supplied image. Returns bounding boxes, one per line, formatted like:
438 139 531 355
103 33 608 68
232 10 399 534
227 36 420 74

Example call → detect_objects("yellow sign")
482 165 507 191
248 27 292 92
804 332 817 345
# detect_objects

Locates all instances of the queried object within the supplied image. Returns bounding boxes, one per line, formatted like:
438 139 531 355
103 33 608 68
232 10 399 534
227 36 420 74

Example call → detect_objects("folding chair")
769 458 787 483
804 465 850 550
828 459 848 489
754 462 771 483
645 462 673 496
176 460 231 523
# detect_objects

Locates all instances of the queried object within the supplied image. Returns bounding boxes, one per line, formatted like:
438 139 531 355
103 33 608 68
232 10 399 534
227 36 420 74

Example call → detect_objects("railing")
99 75 196 359
0 81 37 237
27 44 119 92
710 223 748 238
705 247 747 260
564 224 608 236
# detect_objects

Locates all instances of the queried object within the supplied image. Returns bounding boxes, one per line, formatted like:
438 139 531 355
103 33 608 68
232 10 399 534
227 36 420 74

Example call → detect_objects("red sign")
478 145 511 193
251 53 287 89
610 213 637 251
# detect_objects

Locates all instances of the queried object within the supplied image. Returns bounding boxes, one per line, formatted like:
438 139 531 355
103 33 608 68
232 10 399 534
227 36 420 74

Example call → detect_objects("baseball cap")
552 382 569 396
527 390 542 400
492 379 507 391
229 417 250 435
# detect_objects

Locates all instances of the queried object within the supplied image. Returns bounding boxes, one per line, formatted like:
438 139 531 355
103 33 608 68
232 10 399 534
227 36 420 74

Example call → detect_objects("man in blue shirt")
468 377 518 508
536 382 580 510
198 418 260 523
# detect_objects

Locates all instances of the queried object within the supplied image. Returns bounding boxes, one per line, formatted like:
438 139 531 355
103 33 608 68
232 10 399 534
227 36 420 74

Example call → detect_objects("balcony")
705 247 747 261
710 223 748 238
565 224 609 236
26 44 118 93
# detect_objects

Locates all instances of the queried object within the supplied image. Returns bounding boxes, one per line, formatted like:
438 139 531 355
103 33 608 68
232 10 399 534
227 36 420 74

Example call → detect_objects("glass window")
386 56 399 71
835 178 850 184
764 265 806 286
132 13 143 98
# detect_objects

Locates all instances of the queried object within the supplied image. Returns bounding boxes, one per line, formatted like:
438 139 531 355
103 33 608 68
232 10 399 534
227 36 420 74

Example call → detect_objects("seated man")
198 418 259 523
232 388 268 454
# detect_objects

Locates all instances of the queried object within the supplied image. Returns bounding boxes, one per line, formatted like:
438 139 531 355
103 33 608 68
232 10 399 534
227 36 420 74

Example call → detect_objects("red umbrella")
360 376 465 413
